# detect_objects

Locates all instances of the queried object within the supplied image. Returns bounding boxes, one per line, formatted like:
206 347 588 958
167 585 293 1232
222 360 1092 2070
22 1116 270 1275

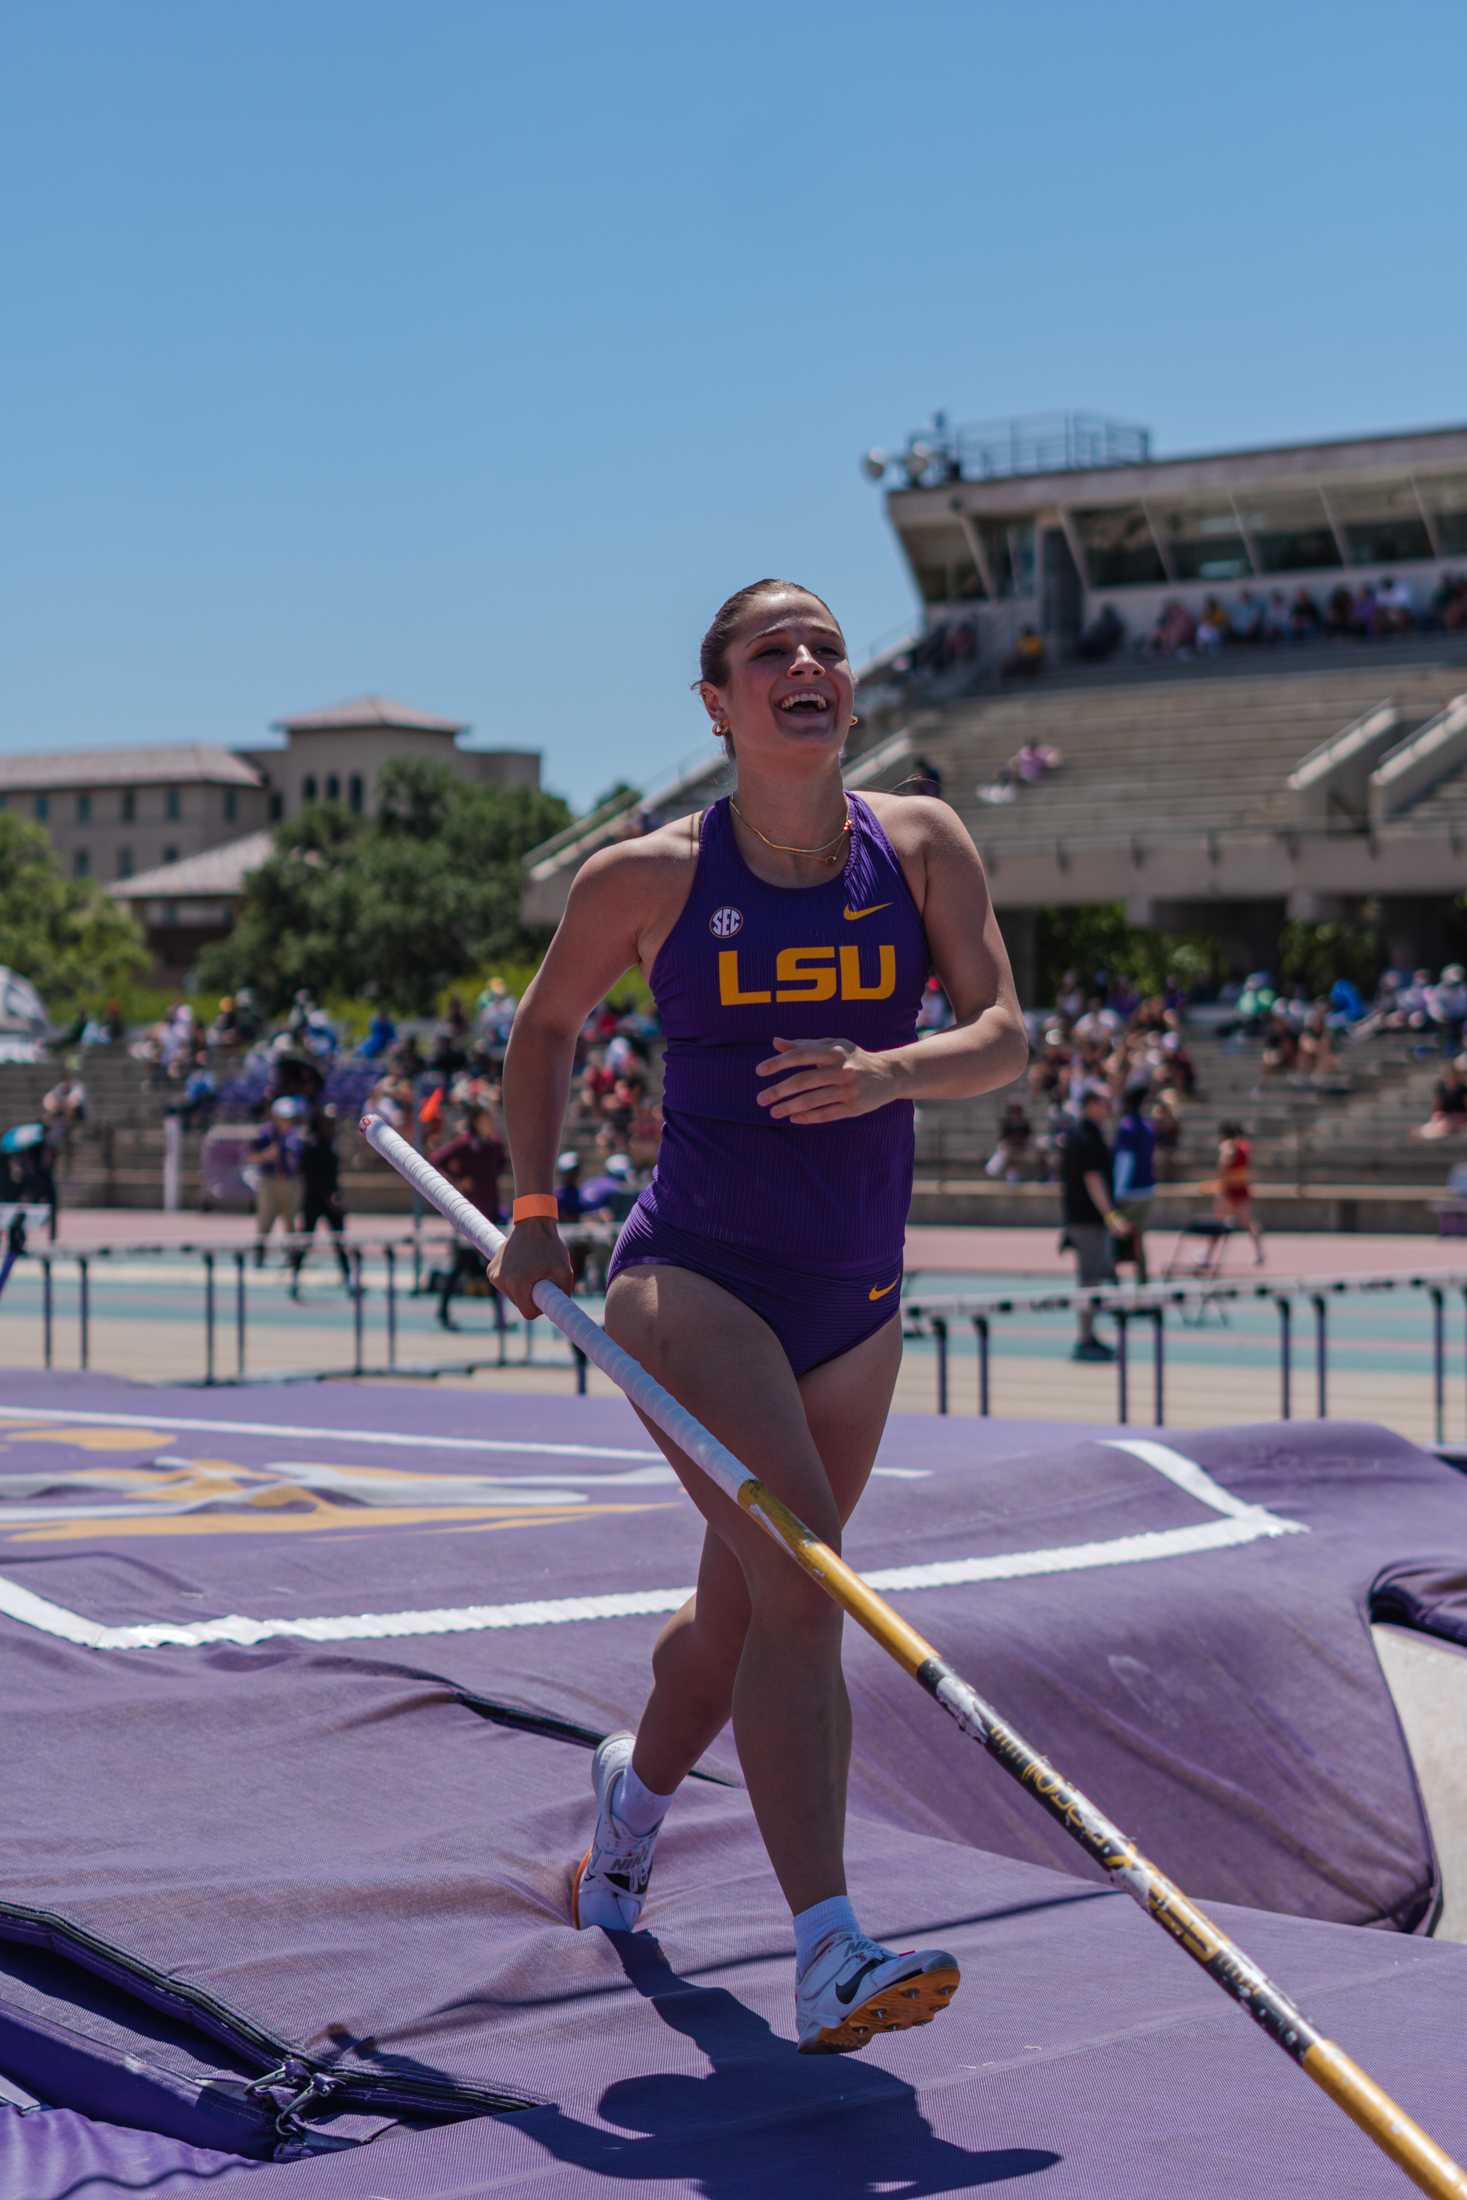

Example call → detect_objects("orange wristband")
511 1194 559 1223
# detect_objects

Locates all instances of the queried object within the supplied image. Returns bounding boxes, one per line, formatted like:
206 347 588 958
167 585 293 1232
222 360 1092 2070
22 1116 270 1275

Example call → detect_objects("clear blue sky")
3 0 1462 808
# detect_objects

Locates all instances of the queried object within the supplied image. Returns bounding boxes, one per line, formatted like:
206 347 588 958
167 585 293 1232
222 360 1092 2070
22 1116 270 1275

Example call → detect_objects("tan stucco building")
0 693 542 976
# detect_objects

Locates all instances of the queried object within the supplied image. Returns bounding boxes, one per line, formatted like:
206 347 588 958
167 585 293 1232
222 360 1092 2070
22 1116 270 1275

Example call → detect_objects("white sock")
613 1764 675 1836
793 1894 860 1973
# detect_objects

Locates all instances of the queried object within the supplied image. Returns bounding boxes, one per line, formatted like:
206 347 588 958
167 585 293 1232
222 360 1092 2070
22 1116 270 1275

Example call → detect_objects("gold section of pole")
737 1480 938 1677
1304 2043 1467 2199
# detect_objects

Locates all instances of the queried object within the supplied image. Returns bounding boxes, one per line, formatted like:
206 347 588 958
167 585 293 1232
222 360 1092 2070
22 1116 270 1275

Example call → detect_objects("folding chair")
1164 1217 1240 1323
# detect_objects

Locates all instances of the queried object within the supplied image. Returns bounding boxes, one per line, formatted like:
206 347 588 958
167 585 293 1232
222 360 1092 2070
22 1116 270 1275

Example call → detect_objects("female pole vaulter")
491 579 1028 2053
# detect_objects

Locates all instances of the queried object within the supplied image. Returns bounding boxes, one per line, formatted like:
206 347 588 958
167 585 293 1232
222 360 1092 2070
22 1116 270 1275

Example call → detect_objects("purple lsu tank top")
637 794 930 1271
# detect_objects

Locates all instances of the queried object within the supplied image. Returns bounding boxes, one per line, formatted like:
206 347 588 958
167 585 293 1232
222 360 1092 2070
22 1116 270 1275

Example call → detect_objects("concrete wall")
246 733 543 819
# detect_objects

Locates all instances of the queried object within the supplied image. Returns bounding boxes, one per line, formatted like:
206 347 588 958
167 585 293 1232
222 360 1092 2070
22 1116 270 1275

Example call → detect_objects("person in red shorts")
1214 1120 1265 1265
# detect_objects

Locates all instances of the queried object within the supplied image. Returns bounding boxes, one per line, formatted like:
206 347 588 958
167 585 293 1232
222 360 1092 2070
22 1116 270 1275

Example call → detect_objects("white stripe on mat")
0 1424 1305 1651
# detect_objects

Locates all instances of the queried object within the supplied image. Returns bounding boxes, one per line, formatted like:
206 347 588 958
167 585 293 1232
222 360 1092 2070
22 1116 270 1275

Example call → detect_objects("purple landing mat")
0 2104 258 2194
4 1679 1467 2196
2 1378 1464 1940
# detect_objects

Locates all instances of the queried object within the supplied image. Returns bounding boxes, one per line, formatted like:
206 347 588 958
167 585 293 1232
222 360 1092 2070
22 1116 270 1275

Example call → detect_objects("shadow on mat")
517 1932 1061 2198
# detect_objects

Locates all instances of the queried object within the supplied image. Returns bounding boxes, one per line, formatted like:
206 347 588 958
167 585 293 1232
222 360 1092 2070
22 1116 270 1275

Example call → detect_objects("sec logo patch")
708 906 744 939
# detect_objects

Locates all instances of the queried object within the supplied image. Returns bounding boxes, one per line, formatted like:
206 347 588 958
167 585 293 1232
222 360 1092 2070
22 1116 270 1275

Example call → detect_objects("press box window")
1234 488 1342 575
1156 500 1251 582
1073 506 1165 588
165 788 182 822
1327 478 1432 567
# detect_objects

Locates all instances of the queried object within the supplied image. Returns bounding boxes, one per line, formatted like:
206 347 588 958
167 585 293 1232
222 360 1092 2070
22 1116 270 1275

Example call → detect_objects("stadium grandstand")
516 412 1467 1230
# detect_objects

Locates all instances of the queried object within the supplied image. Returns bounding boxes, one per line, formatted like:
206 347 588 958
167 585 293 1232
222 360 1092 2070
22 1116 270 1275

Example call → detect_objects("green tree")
1034 902 1225 1004
196 762 571 1012
0 813 149 1014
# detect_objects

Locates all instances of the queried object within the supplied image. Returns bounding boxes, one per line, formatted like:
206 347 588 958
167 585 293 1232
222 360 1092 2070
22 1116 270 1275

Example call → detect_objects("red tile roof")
0 745 265 792
272 694 468 737
110 830 275 901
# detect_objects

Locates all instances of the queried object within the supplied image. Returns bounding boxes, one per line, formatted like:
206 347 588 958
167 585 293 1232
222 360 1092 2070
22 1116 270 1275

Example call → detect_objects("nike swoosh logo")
868 1277 900 1301
834 1955 887 2006
843 902 892 922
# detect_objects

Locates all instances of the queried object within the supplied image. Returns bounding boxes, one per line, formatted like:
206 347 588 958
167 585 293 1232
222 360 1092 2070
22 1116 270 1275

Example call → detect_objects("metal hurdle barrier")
13 1224 619 1387
8 1237 1466 1438
906 1270 1467 1445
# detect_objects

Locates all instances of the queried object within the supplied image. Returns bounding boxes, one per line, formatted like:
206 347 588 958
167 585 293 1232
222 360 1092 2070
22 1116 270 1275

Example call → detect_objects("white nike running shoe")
795 1928 961 2054
570 1733 661 1932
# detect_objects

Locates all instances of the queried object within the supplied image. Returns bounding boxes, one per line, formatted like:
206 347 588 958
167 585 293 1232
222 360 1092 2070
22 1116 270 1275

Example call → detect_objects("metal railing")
13 1226 618 1389
905 1270 1467 1445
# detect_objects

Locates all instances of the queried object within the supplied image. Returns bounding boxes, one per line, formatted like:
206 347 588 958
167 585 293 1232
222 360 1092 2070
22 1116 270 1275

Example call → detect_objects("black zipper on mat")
0 1903 543 2120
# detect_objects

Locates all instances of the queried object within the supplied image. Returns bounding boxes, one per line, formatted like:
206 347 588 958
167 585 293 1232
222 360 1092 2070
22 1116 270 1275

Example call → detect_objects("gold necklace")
729 796 851 864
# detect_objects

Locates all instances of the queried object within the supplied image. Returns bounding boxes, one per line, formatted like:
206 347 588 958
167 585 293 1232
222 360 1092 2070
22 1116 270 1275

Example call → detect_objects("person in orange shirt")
1214 1120 1264 1265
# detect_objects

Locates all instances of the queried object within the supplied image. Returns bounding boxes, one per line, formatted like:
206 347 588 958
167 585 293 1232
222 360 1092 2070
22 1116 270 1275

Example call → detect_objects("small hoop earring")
713 721 730 739
849 715 861 730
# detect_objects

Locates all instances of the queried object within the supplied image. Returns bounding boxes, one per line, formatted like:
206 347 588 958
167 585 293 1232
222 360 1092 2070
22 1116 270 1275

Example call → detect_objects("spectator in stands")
475 976 518 1058
42 1064 87 1143
1150 1083 1183 1180
1214 1121 1264 1264
1147 600 1195 659
431 1099 506 1328
1289 588 1321 639
1195 598 1228 655
1060 1085 1130 1362
1263 591 1293 643
1010 738 1063 784
364 1074 407 1131
1111 1083 1157 1285
359 1008 397 1062
1074 604 1124 662
1397 969 1437 1043
906 756 944 798
1427 965 1467 1054
1000 626 1045 680
1412 1059 1467 1142
1378 576 1417 633
1431 573 1467 632
173 1050 217 1129
1324 585 1355 638
431 995 470 1079
1072 995 1120 1046
391 1032 425 1082
975 766 1017 805
1260 1007 1300 1078
287 1104 357 1298
579 1150 639 1226
251 1096 303 1268
1297 1004 1341 1081
1230 590 1266 643
1351 582 1379 636
1327 974 1367 1027
985 1099 1034 1183
556 1149 585 1224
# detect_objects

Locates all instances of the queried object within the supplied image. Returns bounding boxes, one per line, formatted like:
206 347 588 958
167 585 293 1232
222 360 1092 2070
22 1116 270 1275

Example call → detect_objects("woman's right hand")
488 1219 575 1320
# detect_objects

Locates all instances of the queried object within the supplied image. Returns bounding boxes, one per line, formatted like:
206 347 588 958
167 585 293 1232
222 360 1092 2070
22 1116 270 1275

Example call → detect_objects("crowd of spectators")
986 976 1197 1191
1143 572 1467 661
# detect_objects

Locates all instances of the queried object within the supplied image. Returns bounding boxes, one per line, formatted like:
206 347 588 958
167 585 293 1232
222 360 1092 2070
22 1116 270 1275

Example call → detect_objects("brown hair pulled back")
697 578 839 687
